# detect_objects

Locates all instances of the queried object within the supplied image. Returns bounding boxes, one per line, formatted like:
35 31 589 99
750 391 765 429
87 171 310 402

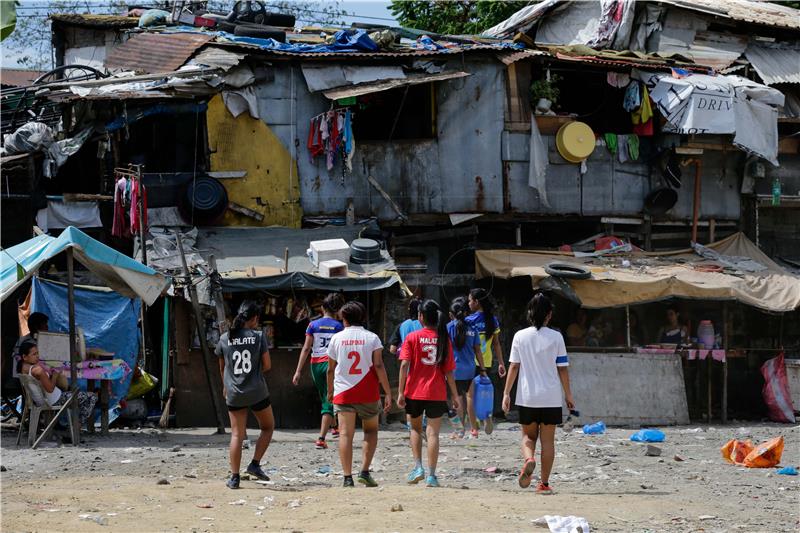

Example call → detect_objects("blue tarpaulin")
31 277 141 407
1 226 168 305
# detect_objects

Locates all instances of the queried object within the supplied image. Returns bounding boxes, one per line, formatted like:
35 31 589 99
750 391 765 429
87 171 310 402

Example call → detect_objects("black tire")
263 13 296 27
216 20 237 33
545 262 591 280
233 24 286 42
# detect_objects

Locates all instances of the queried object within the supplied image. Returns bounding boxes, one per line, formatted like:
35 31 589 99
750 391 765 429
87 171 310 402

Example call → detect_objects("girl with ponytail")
502 292 575 495
447 297 482 438
466 288 506 437
215 300 274 490
397 300 460 488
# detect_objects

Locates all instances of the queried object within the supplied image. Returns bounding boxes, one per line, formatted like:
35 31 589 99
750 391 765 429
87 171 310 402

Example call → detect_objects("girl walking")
502 293 574 494
216 301 274 489
466 288 506 436
447 297 481 438
293 292 345 449
398 300 460 487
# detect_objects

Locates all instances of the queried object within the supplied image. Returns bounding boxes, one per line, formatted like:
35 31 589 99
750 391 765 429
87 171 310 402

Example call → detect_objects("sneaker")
535 481 554 495
315 438 328 450
518 458 536 489
246 463 270 481
450 429 465 440
469 428 479 439
330 428 340 438
226 475 240 489
425 475 440 488
406 466 425 484
343 476 355 487
357 471 378 487
484 416 494 435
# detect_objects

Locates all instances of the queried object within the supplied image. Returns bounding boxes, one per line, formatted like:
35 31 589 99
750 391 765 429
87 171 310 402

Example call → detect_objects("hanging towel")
627 134 640 161
112 177 131 239
130 180 148 234
344 109 355 172
606 72 630 88
623 81 641 111
632 85 653 124
618 134 629 163
604 133 618 155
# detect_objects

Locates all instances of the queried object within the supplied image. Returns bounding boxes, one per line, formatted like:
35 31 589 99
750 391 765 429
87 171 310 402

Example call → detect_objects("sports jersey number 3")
232 350 252 375
347 351 362 375
421 345 437 365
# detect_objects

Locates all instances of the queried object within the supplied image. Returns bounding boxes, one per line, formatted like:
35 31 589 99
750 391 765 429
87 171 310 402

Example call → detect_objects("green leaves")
390 0 530 35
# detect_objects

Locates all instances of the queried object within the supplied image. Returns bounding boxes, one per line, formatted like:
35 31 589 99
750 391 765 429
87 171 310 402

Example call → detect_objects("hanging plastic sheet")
30 277 141 408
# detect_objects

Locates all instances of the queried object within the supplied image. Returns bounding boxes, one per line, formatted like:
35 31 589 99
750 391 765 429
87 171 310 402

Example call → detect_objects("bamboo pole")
66 248 80 445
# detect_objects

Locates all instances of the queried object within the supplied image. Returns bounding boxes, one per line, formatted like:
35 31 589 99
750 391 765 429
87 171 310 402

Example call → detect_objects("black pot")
644 187 678 216
350 238 382 264
180 176 228 225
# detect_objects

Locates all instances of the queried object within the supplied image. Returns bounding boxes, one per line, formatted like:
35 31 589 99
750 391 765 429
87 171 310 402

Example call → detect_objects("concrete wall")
786 359 800 412
569 351 690 426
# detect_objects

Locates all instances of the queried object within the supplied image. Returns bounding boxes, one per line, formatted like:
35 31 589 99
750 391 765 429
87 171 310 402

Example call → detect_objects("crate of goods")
309 238 350 266
319 259 349 278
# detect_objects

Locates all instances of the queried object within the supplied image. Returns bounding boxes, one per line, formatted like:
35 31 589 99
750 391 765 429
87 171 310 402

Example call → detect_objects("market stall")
476 233 800 425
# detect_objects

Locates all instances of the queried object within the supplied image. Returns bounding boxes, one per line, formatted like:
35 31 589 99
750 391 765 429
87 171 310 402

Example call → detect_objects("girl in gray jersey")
216 301 274 489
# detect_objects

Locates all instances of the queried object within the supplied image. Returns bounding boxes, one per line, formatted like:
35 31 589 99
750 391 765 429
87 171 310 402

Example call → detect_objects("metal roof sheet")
50 13 139 28
0 69 45 87
105 32 214 74
322 71 470 99
657 0 800 30
745 43 800 85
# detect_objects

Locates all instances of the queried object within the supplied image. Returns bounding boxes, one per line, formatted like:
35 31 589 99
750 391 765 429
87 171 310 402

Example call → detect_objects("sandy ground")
1 420 798 532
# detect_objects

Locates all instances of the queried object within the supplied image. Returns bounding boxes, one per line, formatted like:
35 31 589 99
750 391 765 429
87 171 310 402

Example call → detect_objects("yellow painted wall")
206 94 302 227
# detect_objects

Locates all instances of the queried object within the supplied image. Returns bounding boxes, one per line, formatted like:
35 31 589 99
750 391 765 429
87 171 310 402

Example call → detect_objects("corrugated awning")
105 32 214 74
302 65 406 92
744 43 800 85
322 71 470 99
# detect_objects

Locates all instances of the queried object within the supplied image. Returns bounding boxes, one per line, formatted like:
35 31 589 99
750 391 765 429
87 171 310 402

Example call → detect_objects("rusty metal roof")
745 43 800 85
50 13 139 29
657 0 800 30
105 32 214 74
0 69 45 87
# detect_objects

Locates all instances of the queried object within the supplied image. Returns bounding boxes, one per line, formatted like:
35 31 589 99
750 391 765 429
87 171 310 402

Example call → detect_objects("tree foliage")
389 0 530 35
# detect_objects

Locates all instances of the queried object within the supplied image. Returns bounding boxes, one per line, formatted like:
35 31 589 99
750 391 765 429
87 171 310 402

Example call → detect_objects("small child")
397 300 459 488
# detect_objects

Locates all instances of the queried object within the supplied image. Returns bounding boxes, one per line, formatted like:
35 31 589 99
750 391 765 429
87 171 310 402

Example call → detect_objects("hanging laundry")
130 179 148 234
112 177 131 239
307 115 324 162
627 134 640 161
606 72 630 88
307 108 355 172
604 133 618 155
618 134 630 163
623 81 641 112
344 108 355 172
632 84 655 136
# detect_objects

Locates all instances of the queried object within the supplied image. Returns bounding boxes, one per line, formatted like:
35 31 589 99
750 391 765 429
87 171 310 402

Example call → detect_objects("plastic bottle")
772 178 781 206
697 320 715 349
582 421 606 435
472 374 494 421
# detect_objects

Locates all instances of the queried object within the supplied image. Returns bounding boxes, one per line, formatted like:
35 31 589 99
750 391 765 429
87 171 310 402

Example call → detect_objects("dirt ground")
1 420 798 532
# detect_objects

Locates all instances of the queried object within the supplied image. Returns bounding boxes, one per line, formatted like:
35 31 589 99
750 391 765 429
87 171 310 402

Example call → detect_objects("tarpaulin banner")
31 277 141 408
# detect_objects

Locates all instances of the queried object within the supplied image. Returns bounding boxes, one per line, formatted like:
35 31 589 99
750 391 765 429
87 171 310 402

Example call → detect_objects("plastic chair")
16 374 73 447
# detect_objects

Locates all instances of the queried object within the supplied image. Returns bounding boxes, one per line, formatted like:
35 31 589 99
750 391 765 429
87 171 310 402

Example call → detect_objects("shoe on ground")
485 416 494 435
450 429 465 440
330 428 340 438
226 476 240 489
357 471 378 487
343 476 355 487
315 438 328 449
246 463 270 481
407 466 425 484
425 475 440 488
535 481 554 495
469 428 479 439
518 458 536 489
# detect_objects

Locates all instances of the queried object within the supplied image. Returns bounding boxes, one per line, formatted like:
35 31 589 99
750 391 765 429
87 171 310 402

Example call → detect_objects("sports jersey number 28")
232 349 252 375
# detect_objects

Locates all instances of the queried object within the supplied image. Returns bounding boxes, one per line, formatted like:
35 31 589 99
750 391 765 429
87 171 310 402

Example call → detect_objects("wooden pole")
208 255 229 335
625 305 631 349
721 303 729 424
175 230 226 434
66 248 80 445
691 160 702 244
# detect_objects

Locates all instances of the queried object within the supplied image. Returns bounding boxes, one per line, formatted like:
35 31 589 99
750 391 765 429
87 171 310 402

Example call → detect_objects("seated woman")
18 341 97 426
656 306 689 346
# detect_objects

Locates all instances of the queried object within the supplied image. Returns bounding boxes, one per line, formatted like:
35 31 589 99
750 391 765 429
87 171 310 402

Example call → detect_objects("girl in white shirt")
502 293 575 495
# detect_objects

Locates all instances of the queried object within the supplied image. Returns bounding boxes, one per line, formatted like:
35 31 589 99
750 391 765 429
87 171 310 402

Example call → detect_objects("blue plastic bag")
630 429 665 442
473 374 494 421
583 421 606 434
777 466 798 476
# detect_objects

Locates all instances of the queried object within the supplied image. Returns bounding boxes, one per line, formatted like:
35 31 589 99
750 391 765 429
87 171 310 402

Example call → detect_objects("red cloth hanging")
112 177 131 239
130 179 148 234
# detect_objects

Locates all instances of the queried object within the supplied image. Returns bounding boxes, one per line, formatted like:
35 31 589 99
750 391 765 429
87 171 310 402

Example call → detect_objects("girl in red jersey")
397 300 460 488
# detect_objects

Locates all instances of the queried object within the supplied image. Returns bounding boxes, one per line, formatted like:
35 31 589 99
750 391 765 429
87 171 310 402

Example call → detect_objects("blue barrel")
473 374 494 421
181 176 228 225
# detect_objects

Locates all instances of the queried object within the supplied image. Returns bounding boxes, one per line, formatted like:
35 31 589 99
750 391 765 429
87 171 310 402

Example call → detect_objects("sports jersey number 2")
421 345 437 365
347 351 362 375
233 350 252 375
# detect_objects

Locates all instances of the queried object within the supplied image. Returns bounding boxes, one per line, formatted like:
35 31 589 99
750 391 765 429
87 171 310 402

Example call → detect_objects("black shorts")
455 379 472 395
518 406 562 426
405 398 448 419
227 396 271 412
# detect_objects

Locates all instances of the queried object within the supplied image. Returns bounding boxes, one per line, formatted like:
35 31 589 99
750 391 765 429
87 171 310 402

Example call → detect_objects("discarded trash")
170 446 181 452
645 445 662 457
317 465 332 474
640 484 654 490
200 517 214 521
263 496 274 504
721 439 754 465
674 454 685 462
288 499 301 509
391 503 404 512
630 429 665 442
484 466 499 474
777 466 798 476
229 499 247 506
532 515 591 533
255 480 274 485
79 514 108 526
723 436 784 468
582 421 606 435
0 466 6 472
196 503 213 509
184 473 197 479
156 478 170 485
698 515 716 521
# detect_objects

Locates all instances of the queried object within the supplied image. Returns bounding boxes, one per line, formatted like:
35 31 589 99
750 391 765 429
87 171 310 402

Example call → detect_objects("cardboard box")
309 238 350 266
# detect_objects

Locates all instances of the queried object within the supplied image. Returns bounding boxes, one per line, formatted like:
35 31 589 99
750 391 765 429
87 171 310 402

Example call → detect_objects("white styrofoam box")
309 238 350 266
318 259 349 278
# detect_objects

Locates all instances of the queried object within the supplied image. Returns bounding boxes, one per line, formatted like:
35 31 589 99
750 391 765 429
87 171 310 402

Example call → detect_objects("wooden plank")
392 225 478 245
227 201 265 221
207 171 246 179
367 175 407 221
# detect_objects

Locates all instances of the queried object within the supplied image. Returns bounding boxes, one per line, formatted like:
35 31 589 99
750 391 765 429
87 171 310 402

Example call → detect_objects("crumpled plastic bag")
630 429 665 442
743 436 784 468
2 122 92 177
720 438 754 465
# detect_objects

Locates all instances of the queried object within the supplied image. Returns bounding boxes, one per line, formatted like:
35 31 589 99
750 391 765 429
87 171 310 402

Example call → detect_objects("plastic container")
472 374 494 421
582 421 606 435
447 408 462 429
697 320 715 349
630 429 666 442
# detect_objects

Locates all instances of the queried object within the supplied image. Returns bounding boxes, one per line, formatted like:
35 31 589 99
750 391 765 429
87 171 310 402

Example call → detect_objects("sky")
1 0 398 69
